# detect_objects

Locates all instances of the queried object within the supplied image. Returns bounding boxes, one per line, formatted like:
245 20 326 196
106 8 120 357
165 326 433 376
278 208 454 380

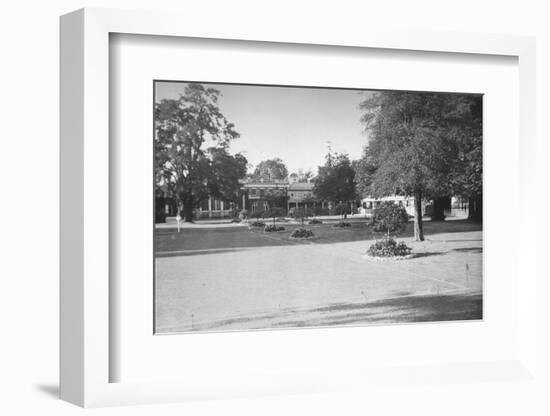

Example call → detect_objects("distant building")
359 195 469 218
240 174 328 215
359 195 418 217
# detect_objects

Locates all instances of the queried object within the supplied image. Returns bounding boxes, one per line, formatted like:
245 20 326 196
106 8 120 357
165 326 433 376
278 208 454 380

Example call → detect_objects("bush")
251 210 266 219
332 221 351 228
249 220 266 227
264 224 285 232
313 207 330 216
308 218 323 225
230 218 242 223
370 202 409 234
290 228 315 238
266 207 285 224
239 209 249 220
366 238 412 258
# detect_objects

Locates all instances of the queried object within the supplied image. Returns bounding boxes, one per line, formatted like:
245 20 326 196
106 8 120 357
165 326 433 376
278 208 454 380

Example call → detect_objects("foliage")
366 238 412 258
239 209 249 220
251 158 289 181
370 202 409 234
155 83 247 222
313 207 330 216
313 150 357 205
292 207 313 219
266 207 285 225
358 91 482 240
250 220 266 227
296 170 314 183
308 218 323 225
332 221 352 228
263 189 289 214
292 207 314 226
335 202 352 217
251 210 266 219
230 218 242 223
290 228 315 238
264 224 285 232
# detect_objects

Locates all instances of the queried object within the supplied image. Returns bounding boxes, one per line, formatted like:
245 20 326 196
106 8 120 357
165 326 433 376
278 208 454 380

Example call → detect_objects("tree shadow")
411 252 446 258
156 248 249 258
453 247 482 253
275 293 482 328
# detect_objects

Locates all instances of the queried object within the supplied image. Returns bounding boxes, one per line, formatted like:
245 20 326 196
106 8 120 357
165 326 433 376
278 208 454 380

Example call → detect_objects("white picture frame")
60 7 537 407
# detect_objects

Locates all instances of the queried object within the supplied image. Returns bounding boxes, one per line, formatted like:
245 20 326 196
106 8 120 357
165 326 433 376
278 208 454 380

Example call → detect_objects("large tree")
155 83 247 222
313 150 357 212
251 158 289 181
359 91 482 240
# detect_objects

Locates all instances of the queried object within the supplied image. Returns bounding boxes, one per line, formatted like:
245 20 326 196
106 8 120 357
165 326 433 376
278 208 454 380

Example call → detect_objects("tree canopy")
313 150 357 204
357 91 482 239
251 158 289 181
155 83 247 221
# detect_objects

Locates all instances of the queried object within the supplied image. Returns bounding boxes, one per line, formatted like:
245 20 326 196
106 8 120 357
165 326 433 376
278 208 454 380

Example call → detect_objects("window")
250 188 256 196
259 189 264 197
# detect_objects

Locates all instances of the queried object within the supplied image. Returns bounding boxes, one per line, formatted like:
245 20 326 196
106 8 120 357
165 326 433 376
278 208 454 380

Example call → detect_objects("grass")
155 219 482 254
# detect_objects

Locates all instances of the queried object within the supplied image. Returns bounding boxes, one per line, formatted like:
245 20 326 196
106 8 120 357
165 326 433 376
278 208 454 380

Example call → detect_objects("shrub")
249 220 266 227
264 224 285 232
332 221 351 228
370 202 409 234
308 218 323 225
230 218 242 223
251 210 266 219
290 228 315 238
313 207 330 216
292 207 313 221
335 203 351 217
366 238 412 258
266 207 285 224
239 209 249 220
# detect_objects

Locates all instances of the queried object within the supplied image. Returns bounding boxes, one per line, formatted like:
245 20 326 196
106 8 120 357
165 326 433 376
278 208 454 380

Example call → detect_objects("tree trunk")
183 195 194 222
431 196 450 221
413 190 424 241
468 194 483 223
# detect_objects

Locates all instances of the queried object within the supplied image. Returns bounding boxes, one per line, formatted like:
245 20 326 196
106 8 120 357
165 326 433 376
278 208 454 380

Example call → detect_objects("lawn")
155 219 482 254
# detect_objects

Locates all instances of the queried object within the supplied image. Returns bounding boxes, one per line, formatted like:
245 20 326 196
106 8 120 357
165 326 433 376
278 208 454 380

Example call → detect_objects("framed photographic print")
60 8 538 408
152 80 483 335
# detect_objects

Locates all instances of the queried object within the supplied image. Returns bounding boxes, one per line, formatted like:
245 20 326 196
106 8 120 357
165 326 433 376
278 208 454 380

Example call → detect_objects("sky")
155 81 372 175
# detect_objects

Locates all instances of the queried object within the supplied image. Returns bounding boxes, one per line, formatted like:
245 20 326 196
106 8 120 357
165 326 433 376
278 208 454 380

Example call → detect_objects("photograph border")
60 7 537 407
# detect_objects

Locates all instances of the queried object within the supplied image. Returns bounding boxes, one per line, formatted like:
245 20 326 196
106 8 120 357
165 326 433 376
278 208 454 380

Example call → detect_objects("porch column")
208 197 212 218
242 193 246 210
221 200 224 216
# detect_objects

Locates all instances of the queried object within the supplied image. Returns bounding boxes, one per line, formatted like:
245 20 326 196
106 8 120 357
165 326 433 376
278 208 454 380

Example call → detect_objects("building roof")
288 182 314 191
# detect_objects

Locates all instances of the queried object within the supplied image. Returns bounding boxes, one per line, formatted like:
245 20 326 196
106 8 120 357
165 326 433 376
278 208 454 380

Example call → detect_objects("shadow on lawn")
155 248 249 258
273 293 483 328
411 252 446 258
174 293 483 333
453 247 483 253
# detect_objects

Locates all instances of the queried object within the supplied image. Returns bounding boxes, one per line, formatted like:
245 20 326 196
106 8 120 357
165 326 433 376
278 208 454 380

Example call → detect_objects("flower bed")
249 220 266 227
332 221 352 228
366 238 412 259
289 228 315 239
308 218 323 225
264 224 285 232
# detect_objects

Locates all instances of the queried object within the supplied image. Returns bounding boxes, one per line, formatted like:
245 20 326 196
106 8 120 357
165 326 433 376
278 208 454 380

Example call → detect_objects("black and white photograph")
154 81 483 334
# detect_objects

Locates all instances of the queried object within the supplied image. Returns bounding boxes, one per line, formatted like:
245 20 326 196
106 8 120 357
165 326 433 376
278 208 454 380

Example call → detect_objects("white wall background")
0 0 548 414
